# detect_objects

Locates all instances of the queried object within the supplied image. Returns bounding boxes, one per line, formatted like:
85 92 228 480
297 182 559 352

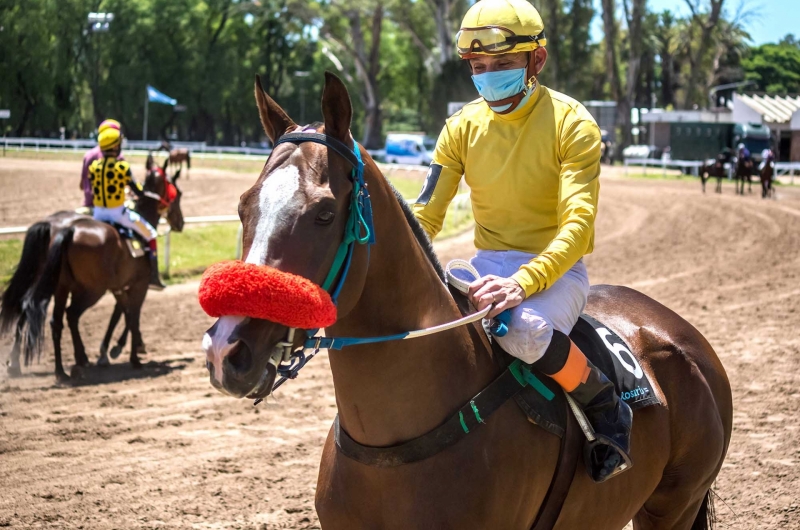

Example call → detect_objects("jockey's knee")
494 310 553 364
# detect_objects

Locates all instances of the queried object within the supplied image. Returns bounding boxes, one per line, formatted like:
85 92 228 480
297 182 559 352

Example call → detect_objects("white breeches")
471 250 590 364
93 205 157 241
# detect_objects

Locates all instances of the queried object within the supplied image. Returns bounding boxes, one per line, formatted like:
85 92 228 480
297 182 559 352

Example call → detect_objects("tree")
742 41 800 94
682 0 726 107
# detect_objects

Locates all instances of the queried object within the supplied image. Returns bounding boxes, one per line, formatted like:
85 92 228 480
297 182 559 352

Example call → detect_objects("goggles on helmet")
456 26 545 57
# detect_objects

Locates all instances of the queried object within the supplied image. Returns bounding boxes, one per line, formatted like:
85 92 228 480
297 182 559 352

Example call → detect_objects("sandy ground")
1 157 800 528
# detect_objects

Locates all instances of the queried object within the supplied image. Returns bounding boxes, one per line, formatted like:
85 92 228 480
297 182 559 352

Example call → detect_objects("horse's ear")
254 74 295 143
146 152 154 171
172 169 181 183
161 157 169 174
321 71 352 144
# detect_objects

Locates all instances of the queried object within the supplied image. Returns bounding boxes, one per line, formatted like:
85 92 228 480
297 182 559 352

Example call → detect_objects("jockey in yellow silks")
88 127 166 290
412 0 632 482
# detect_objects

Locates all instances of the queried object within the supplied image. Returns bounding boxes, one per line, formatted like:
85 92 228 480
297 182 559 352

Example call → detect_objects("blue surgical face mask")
471 67 531 113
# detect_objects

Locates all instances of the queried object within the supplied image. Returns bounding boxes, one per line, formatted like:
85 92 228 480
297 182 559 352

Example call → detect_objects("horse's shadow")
66 357 192 387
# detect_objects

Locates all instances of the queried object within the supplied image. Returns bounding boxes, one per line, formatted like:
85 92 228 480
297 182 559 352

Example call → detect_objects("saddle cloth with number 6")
500 313 662 438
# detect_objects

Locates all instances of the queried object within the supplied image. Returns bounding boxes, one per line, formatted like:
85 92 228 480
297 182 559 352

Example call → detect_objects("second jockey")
412 0 632 482
759 147 774 172
88 127 167 291
80 119 124 209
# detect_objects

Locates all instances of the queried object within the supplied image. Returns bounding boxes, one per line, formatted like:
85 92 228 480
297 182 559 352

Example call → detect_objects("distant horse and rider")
199 72 732 529
1 132 184 380
702 144 776 199
734 143 754 195
700 148 731 194
759 148 776 199
159 140 191 179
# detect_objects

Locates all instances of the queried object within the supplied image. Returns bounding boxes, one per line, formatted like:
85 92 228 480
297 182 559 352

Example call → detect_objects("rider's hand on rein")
468 275 526 318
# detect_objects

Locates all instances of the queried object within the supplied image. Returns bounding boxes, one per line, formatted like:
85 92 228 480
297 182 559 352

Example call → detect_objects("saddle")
109 222 149 258
490 313 661 440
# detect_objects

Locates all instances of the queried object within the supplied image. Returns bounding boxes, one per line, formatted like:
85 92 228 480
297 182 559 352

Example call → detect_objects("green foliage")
0 239 23 285
1 0 781 148
742 37 800 94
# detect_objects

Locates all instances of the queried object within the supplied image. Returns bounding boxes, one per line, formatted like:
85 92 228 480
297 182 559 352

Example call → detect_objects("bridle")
248 132 497 405
253 131 376 403
142 168 179 214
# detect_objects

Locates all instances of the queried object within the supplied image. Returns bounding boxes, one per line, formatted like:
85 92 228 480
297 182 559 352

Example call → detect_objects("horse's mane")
386 181 445 282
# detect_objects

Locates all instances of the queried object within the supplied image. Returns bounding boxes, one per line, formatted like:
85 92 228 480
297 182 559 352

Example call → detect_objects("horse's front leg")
111 322 130 360
127 283 149 368
98 302 125 366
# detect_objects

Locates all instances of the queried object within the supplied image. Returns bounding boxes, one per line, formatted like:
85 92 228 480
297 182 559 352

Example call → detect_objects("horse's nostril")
225 340 252 375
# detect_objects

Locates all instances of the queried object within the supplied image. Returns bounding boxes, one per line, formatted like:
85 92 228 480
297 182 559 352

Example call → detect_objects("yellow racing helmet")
456 0 547 59
98 127 122 151
98 118 121 133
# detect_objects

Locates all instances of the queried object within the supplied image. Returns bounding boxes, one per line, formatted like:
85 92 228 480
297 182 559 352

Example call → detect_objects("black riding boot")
534 330 633 483
569 360 633 483
147 240 166 291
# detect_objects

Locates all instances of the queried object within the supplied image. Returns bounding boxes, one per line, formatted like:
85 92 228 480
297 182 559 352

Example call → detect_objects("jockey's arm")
510 119 601 297
412 121 464 240
123 164 145 199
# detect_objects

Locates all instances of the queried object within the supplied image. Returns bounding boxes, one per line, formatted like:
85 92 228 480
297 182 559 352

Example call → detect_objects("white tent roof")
736 93 800 124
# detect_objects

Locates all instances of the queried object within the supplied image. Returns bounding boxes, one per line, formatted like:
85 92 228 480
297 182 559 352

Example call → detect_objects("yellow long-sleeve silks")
412 85 601 297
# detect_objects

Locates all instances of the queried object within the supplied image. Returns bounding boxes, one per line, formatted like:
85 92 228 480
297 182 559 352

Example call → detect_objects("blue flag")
147 85 177 106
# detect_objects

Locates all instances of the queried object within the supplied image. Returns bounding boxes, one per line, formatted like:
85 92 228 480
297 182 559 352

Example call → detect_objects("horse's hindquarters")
582 285 733 529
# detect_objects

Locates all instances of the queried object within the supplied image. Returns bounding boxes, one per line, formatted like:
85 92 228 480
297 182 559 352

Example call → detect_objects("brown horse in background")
200 73 732 529
159 141 191 179
0 162 184 380
760 160 775 199
735 156 753 195
700 160 726 194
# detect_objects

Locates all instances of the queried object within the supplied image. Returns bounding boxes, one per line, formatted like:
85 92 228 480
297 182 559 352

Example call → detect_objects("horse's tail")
691 489 716 530
23 226 74 364
0 221 51 336
185 151 191 169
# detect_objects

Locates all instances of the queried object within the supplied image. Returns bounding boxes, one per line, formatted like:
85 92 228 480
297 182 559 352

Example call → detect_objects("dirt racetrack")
2 156 800 529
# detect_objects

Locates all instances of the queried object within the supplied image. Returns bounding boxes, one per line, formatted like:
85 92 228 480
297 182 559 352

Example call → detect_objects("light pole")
86 12 114 125
294 71 310 125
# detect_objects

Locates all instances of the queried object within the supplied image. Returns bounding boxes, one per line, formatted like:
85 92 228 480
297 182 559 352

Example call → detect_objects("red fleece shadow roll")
198 260 337 329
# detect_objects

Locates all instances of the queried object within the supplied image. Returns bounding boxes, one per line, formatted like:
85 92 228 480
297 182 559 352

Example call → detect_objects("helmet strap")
485 91 527 114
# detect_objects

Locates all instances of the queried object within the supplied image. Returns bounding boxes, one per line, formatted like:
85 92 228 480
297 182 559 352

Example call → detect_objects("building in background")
732 93 800 162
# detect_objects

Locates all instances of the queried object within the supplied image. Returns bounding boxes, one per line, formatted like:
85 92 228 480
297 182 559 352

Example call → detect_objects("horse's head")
202 72 366 399
141 157 184 232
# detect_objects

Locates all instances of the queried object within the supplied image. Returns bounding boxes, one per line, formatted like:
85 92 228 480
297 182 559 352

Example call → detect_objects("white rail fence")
623 158 706 177
624 158 800 184
1 193 471 279
1 136 388 160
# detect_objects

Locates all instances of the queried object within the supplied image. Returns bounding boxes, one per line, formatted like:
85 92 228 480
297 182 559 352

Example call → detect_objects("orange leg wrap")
549 340 590 392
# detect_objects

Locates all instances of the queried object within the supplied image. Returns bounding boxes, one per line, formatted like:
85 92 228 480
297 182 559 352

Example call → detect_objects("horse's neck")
133 199 160 229
327 169 496 447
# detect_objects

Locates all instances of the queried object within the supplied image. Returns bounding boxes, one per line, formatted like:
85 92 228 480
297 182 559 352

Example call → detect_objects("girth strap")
334 366 526 467
530 406 582 530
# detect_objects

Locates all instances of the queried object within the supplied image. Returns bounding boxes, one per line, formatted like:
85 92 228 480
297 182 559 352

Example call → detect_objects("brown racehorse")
0 164 183 380
760 159 775 199
201 74 732 529
735 156 753 195
159 141 191 179
700 160 726 194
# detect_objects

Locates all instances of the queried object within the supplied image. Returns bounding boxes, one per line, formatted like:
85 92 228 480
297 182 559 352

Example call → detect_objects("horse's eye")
316 211 335 225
